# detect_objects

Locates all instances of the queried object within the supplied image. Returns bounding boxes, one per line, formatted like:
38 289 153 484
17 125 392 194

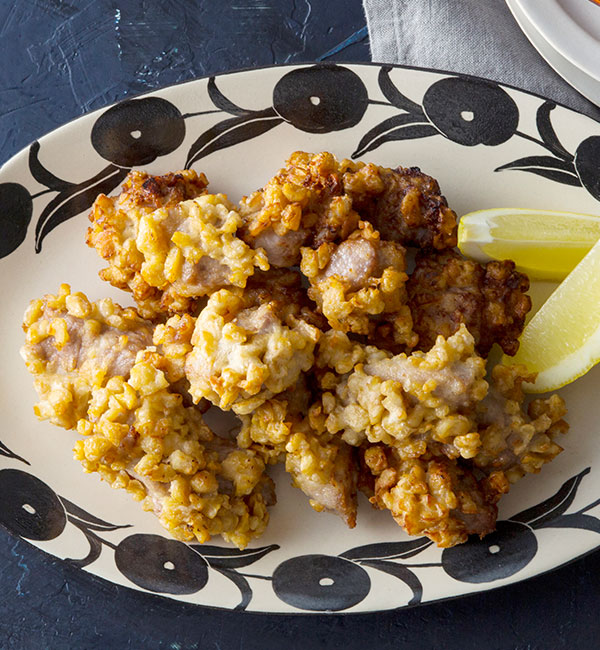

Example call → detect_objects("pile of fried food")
21 151 569 550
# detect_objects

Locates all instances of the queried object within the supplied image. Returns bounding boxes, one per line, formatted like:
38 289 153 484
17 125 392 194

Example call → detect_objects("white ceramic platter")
507 0 600 107
2 64 600 614
513 0 600 83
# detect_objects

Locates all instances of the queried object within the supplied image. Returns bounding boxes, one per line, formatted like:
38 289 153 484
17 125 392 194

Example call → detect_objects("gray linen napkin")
363 0 600 120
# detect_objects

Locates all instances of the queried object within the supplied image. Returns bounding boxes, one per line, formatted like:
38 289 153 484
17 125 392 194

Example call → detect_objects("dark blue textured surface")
0 0 369 166
2 1 600 647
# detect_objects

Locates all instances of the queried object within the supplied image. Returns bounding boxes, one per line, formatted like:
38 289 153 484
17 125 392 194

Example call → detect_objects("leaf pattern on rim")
60 497 133 532
207 77 251 116
378 66 424 116
185 109 283 168
190 543 280 569
0 440 30 466
510 467 590 528
359 559 423 606
28 141 74 192
339 537 432 561
64 521 105 568
352 116 437 158
60 497 131 568
495 155 581 186
212 567 253 610
535 101 573 160
33 157 128 253
543 513 600 534
188 543 280 609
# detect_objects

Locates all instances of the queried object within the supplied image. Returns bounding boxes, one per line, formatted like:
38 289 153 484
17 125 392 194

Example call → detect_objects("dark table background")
2 1 600 648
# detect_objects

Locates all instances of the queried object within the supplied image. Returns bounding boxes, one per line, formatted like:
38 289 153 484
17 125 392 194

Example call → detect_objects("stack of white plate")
507 0 600 106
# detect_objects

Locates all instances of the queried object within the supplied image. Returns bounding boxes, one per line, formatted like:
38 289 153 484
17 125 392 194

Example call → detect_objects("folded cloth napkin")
363 0 600 120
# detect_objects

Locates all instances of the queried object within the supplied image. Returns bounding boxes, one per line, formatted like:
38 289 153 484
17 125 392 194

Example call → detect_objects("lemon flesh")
458 208 600 280
505 235 600 393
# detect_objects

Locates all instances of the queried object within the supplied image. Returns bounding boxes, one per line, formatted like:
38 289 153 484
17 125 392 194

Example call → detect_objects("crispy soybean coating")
238 151 358 267
474 364 568 497
184 288 320 414
407 250 531 356
20 284 154 429
301 221 416 348
351 166 458 250
315 325 487 459
87 170 209 316
285 431 358 528
76 349 275 549
363 445 498 547
236 377 359 528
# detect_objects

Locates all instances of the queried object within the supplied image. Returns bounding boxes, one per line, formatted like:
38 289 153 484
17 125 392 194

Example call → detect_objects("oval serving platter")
2 63 600 614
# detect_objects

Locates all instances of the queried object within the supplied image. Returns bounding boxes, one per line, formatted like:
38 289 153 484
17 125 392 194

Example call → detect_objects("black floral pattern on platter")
91 97 186 167
2 96 187 257
115 533 280 609
422 76 519 147
2 437 600 612
2 63 599 258
0 182 33 259
354 67 600 200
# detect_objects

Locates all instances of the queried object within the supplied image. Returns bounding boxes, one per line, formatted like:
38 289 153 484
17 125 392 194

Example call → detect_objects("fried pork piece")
88 170 209 317
135 194 269 313
238 152 458 266
407 250 532 356
75 349 275 549
244 268 327 331
152 312 210 409
301 221 417 349
238 151 372 266
185 288 320 415
316 325 488 459
285 429 358 528
156 270 324 407
237 379 310 460
20 284 153 429
347 165 458 250
152 312 196 384
362 445 498 547
237 382 358 527
141 193 272 316
474 364 568 496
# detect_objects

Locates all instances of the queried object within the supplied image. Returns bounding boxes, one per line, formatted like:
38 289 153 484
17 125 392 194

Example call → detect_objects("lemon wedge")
458 208 600 280
505 235 600 392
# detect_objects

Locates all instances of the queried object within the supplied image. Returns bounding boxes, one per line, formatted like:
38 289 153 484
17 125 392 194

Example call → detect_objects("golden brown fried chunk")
363 445 498 547
134 194 269 314
76 349 275 549
20 284 153 429
87 170 209 316
236 378 358 527
301 221 416 349
21 288 273 548
407 250 531 356
244 268 327 331
474 364 568 496
239 153 457 265
285 430 358 528
315 326 488 459
348 166 458 250
185 288 320 414
237 378 311 462
93 189 269 318
239 151 368 266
